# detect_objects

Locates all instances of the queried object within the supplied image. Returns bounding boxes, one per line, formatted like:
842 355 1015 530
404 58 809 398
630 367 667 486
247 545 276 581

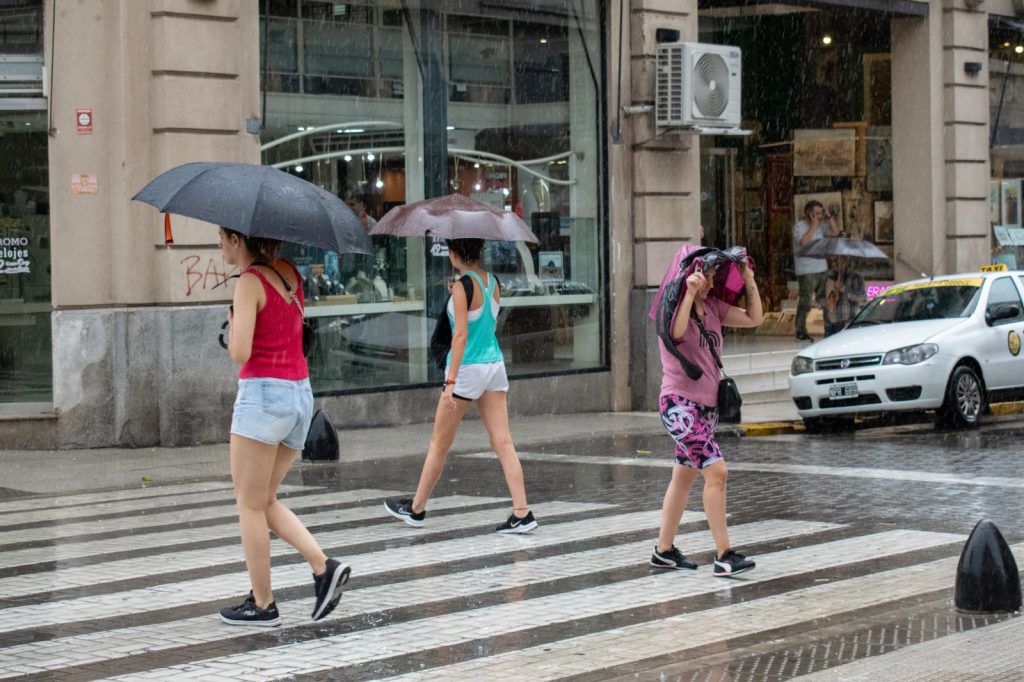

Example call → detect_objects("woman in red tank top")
217 227 349 627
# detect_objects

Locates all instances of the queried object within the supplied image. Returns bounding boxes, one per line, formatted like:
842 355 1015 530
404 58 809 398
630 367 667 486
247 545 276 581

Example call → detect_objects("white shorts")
446 361 509 400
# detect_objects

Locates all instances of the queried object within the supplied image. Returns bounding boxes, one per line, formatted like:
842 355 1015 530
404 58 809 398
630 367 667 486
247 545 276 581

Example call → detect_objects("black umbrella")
132 162 372 254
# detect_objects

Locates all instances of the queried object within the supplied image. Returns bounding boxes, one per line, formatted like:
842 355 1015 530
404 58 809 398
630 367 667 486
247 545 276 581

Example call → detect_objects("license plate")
829 383 859 399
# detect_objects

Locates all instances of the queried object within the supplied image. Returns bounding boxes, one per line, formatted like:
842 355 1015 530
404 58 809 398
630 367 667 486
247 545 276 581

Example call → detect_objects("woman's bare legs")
231 437 332 609
264 443 328 575
700 461 731 556
229 435 279 608
477 390 528 513
411 395 472 513
657 463 697 552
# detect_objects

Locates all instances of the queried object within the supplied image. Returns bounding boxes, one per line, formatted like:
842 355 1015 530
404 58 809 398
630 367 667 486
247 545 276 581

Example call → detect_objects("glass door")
0 108 51 403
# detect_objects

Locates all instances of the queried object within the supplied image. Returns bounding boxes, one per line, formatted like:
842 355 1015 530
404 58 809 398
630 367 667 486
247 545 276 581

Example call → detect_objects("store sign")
430 237 449 257
0 234 31 275
865 281 894 300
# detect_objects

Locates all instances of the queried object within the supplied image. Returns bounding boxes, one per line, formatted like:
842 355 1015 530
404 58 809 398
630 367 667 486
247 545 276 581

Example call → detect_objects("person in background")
793 201 839 341
218 227 349 627
652 254 763 577
346 193 377 233
383 238 537 534
816 255 866 337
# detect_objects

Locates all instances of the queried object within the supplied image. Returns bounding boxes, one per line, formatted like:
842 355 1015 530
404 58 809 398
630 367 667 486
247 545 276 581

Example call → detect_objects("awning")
697 0 928 17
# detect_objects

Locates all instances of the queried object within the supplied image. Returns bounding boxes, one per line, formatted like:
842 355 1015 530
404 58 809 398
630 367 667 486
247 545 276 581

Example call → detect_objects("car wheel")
937 364 984 430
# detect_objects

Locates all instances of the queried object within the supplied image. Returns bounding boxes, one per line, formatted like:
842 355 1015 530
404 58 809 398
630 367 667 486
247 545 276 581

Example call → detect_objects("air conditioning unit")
656 42 742 131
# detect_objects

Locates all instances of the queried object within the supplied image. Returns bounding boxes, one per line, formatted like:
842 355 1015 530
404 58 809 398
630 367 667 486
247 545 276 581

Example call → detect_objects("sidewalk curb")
990 401 1024 416
738 421 803 437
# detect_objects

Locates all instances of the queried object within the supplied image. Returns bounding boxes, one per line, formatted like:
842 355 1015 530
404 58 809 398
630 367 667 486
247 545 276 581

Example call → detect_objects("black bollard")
302 409 339 461
954 519 1021 613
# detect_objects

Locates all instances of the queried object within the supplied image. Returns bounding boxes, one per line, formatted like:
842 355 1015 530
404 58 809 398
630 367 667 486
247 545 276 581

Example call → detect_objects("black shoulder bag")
692 315 742 424
429 275 474 371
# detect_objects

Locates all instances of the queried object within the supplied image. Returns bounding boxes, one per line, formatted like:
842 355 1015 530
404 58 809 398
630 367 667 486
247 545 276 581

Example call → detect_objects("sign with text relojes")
0 234 31 275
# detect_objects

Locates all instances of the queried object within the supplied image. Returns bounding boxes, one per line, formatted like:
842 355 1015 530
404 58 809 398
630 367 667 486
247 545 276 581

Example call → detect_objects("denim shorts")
231 378 314 450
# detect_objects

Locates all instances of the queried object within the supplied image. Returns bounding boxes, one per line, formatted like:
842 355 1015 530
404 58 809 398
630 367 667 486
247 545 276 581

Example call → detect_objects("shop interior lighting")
294 165 303 173
1004 42 1012 48
539 38 548 44
343 154 352 162
376 178 384 188
1017 45 1024 54
821 35 833 46
366 153 375 161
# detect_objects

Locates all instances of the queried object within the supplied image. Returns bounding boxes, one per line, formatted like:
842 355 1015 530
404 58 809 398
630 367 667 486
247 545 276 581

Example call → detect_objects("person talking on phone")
793 200 839 341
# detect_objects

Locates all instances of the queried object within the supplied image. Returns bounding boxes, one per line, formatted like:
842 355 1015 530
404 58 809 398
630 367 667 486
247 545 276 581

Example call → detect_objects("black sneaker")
384 497 425 527
219 592 281 627
496 510 538 534
714 548 755 577
650 545 698 570
311 558 351 621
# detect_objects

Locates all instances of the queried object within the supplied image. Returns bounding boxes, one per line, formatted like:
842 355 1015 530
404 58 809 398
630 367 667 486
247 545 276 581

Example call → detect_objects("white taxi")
788 269 1024 429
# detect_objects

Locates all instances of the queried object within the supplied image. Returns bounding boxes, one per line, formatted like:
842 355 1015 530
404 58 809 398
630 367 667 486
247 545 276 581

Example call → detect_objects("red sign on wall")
75 108 93 134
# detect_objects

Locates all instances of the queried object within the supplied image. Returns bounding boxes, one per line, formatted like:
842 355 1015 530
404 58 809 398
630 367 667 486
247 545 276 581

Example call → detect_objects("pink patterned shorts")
659 393 723 469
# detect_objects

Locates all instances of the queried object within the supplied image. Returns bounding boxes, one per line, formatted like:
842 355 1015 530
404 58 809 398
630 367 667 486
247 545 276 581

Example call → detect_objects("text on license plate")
829 383 859 399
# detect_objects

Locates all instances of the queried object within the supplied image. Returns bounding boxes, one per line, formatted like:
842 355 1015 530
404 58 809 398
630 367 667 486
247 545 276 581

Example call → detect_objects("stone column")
623 0 701 410
942 0 991 272
47 0 260 447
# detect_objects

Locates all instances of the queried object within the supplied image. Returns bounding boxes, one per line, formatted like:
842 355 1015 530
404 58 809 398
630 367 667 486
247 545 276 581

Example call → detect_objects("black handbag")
429 275 474 371
693 316 742 424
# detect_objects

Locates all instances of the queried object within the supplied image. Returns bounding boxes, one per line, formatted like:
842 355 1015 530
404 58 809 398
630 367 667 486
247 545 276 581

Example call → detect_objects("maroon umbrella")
370 193 539 243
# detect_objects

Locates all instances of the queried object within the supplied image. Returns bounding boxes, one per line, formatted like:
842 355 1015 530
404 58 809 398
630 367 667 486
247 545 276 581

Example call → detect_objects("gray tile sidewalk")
0 401 802 496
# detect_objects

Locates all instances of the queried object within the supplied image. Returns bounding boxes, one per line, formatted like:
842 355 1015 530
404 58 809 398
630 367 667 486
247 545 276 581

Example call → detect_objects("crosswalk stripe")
0 481 238 515
0 499 606 600
0 488 400 548
0 484 314 528
0 519 838 678
0 494 502 571
101 529 965 680
380 542 1024 682
468 452 1024 490
0 501 619 631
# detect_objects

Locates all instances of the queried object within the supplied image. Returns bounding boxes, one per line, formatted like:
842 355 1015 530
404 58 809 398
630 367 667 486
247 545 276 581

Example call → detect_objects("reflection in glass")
261 1 605 394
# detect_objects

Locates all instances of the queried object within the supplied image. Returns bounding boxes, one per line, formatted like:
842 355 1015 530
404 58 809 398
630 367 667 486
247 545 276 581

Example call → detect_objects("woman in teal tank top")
384 238 537 534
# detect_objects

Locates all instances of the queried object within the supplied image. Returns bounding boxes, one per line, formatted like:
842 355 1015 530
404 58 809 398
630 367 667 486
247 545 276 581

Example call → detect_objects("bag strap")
691 313 726 374
249 262 304 317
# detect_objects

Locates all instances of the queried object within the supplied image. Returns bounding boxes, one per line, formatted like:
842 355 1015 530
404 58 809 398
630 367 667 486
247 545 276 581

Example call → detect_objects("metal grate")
816 355 883 371
656 45 684 127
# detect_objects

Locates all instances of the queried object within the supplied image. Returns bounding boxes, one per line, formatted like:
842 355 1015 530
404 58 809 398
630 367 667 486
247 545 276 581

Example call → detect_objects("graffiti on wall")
179 254 240 297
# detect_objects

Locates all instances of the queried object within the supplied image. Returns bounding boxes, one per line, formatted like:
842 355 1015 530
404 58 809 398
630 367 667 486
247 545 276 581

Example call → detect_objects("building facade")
0 0 1014 448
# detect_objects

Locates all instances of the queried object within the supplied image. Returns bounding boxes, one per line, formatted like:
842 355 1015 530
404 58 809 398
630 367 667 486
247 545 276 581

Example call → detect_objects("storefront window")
260 1 606 394
699 6 895 334
0 0 50 403
990 17 1024 269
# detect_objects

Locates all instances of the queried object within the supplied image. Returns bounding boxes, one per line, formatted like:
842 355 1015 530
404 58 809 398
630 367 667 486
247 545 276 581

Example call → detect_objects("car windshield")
848 279 982 327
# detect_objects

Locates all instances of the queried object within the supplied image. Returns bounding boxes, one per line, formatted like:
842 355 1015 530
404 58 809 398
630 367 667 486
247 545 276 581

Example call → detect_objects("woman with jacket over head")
384 238 537 534
651 253 763 576
218 227 349 627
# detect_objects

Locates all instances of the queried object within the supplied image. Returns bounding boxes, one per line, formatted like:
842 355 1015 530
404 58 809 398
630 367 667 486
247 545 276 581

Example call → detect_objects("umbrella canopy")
797 237 889 260
371 193 539 243
132 162 372 254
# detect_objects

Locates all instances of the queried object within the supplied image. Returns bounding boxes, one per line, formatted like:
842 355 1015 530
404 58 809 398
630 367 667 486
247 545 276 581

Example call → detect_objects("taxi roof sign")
980 264 1009 272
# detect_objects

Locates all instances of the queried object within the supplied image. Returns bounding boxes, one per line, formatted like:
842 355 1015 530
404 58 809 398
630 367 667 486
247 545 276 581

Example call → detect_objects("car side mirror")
986 303 1021 325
